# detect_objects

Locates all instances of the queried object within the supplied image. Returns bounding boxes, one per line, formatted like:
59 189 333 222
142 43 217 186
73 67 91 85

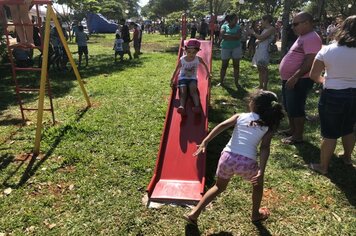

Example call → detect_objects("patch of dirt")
143 42 179 53
14 153 45 162
263 187 282 206
28 181 75 198
57 165 76 173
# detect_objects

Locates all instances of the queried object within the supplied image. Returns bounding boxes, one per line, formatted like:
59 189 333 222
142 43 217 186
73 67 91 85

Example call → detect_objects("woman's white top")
315 43 356 89
223 112 269 160
178 55 200 80
252 28 275 67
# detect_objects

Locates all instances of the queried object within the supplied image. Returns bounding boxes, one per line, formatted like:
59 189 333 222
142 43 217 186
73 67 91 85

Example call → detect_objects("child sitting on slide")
171 39 210 115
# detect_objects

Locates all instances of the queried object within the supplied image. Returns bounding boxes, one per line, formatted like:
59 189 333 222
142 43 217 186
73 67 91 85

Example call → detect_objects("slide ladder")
0 1 55 123
147 38 212 204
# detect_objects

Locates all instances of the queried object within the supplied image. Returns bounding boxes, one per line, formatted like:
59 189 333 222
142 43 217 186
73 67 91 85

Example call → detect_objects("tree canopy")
54 0 140 20
141 0 355 22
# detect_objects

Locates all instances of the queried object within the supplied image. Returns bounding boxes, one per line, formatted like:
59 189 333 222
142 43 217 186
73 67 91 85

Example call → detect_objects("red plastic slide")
147 40 212 204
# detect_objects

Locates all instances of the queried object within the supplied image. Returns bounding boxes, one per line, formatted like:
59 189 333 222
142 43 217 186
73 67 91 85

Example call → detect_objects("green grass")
0 33 355 235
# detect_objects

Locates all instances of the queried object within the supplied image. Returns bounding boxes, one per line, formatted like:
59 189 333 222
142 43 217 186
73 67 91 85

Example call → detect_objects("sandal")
281 136 304 145
182 215 198 226
309 163 328 175
251 207 270 223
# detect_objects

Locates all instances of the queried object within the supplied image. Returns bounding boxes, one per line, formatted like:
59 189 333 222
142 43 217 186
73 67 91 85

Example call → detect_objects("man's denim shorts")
282 78 314 118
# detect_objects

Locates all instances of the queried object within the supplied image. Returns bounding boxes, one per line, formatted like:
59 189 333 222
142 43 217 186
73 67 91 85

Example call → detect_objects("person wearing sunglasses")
279 12 322 145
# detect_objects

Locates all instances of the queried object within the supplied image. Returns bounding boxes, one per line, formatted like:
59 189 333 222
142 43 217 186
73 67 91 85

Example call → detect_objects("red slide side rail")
146 37 185 197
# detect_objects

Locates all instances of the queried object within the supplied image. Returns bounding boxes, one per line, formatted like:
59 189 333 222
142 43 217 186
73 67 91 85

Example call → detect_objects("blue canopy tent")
87 13 118 33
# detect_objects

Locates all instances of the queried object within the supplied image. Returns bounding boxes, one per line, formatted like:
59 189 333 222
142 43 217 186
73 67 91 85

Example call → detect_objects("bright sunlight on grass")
0 33 355 235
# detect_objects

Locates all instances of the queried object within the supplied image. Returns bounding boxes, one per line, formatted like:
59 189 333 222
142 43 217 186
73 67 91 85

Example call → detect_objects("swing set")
0 0 91 155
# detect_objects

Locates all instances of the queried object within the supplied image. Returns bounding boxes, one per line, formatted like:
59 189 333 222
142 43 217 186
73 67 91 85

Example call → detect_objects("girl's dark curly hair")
335 15 356 48
248 90 284 131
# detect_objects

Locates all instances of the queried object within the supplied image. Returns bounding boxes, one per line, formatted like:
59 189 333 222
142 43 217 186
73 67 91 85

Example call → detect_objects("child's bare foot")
252 207 270 223
338 154 352 166
309 163 328 175
177 106 186 115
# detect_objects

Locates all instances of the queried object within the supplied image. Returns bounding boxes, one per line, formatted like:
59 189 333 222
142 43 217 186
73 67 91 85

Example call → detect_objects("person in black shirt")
191 23 197 38
120 19 132 60
199 19 209 40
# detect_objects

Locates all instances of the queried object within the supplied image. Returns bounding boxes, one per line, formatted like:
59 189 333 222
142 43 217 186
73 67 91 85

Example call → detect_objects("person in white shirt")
309 15 356 175
183 90 284 226
113 33 124 62
326 21 336 44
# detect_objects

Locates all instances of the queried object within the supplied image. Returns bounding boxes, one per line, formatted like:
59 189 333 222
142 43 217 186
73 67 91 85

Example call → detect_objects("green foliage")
55 0 140 20
189 0 210 19
99 0 125 20
144 0 191 18
0 25 7 62
164 11 184 24
324 0 356 18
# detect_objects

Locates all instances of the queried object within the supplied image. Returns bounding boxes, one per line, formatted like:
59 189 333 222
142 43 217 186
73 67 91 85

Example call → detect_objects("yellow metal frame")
34 4 91 155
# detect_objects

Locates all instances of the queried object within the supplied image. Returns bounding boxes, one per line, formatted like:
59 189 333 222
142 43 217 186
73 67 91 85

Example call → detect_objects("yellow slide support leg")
33 4 91 155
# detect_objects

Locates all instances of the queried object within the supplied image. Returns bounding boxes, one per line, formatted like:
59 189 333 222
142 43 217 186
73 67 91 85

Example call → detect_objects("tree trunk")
281 0 292 57
316 0 325 21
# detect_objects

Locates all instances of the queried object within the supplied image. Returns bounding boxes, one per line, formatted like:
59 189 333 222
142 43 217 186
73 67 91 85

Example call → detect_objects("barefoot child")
183 90 284 225
171 39 210 115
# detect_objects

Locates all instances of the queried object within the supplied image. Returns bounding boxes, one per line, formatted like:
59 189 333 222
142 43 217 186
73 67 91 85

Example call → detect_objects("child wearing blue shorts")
171 39 210 115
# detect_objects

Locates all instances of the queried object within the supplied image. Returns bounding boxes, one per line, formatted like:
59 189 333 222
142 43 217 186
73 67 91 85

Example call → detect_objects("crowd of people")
178 12 355 226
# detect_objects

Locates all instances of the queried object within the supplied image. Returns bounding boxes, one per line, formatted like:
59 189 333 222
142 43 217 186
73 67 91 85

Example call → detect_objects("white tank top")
223 112 269 160
178 55 199 80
